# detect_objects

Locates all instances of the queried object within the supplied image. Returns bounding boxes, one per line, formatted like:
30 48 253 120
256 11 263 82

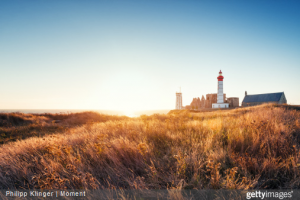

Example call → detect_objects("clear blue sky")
0 0 299 111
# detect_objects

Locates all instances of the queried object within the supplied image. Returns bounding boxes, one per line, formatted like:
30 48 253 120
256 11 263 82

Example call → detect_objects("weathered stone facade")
227 97 239 108
201 95 205 108
187 93 228 109
190 97 201 109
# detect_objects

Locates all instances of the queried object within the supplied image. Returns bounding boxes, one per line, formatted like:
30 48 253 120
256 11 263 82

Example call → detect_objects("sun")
122 110 137 117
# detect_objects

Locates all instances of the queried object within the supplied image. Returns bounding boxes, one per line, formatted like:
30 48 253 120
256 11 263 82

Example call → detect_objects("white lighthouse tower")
212 70 229 108
175 88 183 110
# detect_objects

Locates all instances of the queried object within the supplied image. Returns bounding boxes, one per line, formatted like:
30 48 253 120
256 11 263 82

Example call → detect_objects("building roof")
242 92 284 103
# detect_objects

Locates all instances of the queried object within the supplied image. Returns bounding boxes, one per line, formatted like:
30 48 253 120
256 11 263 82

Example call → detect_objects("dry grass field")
0 104 299 190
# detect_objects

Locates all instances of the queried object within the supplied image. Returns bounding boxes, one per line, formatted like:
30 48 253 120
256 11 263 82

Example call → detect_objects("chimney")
245 91 247 96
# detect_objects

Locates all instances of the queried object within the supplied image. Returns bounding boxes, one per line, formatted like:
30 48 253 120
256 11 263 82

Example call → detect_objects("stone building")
227 97 239 108
201 95 205 108
175 92 183 109
188 93 227 109
190 97 201 109
242 92 287 107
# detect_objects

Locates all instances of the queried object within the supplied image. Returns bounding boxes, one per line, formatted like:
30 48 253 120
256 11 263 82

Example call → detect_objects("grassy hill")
0 104 299 190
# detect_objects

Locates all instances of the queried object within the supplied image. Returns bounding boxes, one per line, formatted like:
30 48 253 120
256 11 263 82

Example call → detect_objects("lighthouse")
212 70 229 108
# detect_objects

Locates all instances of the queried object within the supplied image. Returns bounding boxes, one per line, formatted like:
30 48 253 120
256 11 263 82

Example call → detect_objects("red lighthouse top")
217 70 224 81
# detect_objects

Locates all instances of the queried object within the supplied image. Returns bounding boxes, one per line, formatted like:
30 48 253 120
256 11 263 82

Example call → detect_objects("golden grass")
0 112 128 144
0 104 299 189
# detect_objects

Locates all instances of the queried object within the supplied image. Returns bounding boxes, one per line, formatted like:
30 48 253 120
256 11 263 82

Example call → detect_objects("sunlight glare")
122 110 137 117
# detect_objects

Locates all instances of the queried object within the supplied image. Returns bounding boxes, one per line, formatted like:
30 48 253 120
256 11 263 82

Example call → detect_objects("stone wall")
201 95 205 108
190 97 201 109
279 93 287 104
242 101 277 107
188 93 227 109
227 97 239 108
